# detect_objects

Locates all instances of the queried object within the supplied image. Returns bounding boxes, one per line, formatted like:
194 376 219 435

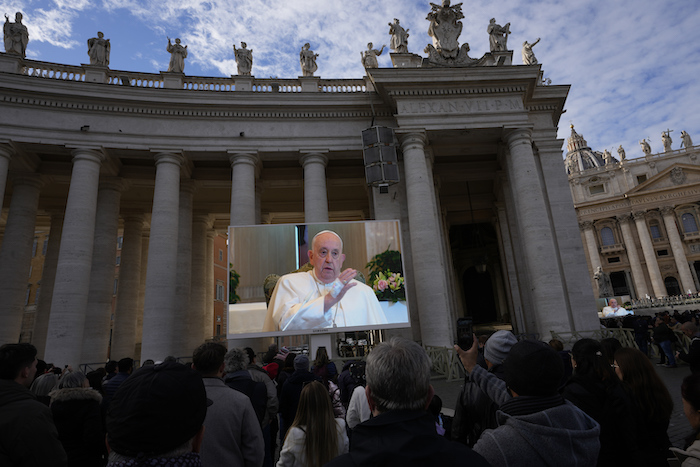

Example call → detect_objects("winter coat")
50 386 106 467
0 379 67 467
224 370 268 426
679 336 700 374
473 396 601 466
671 439 700 466
452 363 505 446
325 410 489 467
280 370 319 432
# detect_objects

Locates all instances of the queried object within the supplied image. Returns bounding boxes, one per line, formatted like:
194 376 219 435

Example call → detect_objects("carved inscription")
397 98 524 115
578 202 629 215
630 188 700 205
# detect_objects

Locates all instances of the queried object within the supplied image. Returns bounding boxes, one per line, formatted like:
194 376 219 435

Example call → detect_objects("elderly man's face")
309 233 345 284
609 299 618 308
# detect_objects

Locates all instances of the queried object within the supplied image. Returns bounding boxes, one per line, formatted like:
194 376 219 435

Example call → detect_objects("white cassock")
601 306 632 318
263 271 388 332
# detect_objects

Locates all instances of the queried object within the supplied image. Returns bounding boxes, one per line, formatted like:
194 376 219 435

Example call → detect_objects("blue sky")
4 0 700 159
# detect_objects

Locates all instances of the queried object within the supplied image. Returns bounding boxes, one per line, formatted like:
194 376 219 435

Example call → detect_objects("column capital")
193 213 214 228
152 151 185 166
228 151 259 168
616 213 632 223
9 171 44 190
504 128 534 146
660 205 676 216
632 210 648 220
70 147 106 164
299 151 328 167
397 130 428 151
122 212 145 224
579 220 594 230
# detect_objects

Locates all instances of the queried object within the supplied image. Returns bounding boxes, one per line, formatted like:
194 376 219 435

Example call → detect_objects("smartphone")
456 317 474 350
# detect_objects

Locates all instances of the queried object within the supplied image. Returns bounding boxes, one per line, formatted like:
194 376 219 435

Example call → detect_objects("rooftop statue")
87 32 110 67
361 42 385 69
617 145 626 161
388 18 409 53
681 131 694 149
3 12 28 58
299 43 318 76
521 38 540 65
166 37 187 73
603 149 613 165
661 129 673 152
640 139 652 156
233 42 252 76
487 18 510 52
426 0 463 59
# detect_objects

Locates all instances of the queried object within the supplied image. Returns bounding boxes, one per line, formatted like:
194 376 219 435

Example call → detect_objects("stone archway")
664 276 682 296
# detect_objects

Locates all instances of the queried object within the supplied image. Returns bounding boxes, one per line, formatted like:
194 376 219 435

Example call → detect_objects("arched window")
600 227 615 246
664 276 681 296
682 213 699 233
649 220 663 239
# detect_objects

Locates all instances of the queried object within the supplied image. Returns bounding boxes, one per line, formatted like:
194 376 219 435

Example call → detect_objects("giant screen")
227 220 410 338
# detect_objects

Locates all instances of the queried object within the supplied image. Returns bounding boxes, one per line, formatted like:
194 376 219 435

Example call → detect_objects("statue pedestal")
491 51 513 66
233 76 253 91
83 64 109 84
0 53 23 74
298 76 320 92
390 53 422 68
160 72 184 89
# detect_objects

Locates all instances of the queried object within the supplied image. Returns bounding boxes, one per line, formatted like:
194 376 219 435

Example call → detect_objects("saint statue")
681 131 694 150
487 18 510 52
603 149 613 165
166 37 188 73
426 0 464 59
87 32 110 67
640 139 652 156
233 42 253 76
3 12 28 58
617 145 626 161
361 42 385 69
594 266 613 298
521 38 540 65
661 130 673 152
299 43 318 77
388 18 409 53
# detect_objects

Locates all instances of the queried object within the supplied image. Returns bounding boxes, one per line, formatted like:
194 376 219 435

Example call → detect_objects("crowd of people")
3 327 700 466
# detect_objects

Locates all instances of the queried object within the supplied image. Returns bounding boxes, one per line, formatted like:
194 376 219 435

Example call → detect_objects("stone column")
135 232 149 356
110 214 144 360
580 221 603 272
190 215 211 351
617 214 649 298
0 173 43 344
661 206 697 294
44 149 104 367
503 129 569 336
173 182 194 357
494 202 525 333
0 144 13 214
33 212 63 358
399 131 453 346
633 210 666 297
141 152 184 362
300 152 329 223
229 152 258 226
81 178 123 363
205 231 215 341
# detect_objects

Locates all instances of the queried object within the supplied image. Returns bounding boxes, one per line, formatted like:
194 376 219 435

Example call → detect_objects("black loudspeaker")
361 126 400 188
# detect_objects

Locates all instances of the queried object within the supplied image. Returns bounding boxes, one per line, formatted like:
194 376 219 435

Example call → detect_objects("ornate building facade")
0 29 600 366
567 127 700 301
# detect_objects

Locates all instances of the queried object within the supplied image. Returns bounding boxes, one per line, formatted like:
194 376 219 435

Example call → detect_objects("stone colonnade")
581 207 698 298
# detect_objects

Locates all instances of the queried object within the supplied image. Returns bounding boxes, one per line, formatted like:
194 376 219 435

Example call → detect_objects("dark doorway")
462 266 498 323
610 271 629 296
665 276 681 296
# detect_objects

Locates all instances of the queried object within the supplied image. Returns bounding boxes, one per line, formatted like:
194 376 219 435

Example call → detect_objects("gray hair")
58 371 87 389
683 321 698 333
224 348 249 374
311 230 343 251
365 337 431 412
30 373 58 396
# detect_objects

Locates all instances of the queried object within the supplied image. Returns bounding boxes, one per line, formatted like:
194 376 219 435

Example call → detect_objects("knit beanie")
503 340 564 397
484 330 518 365
294 354 309 371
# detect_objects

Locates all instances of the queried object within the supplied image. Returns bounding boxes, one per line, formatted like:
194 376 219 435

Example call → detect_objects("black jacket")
679 336 700 374
326 410 489 467
50 387 107 467
0 379 67 467
279 369 318 429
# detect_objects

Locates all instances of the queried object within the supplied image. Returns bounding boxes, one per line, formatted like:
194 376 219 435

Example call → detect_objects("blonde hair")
287 381 339 467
